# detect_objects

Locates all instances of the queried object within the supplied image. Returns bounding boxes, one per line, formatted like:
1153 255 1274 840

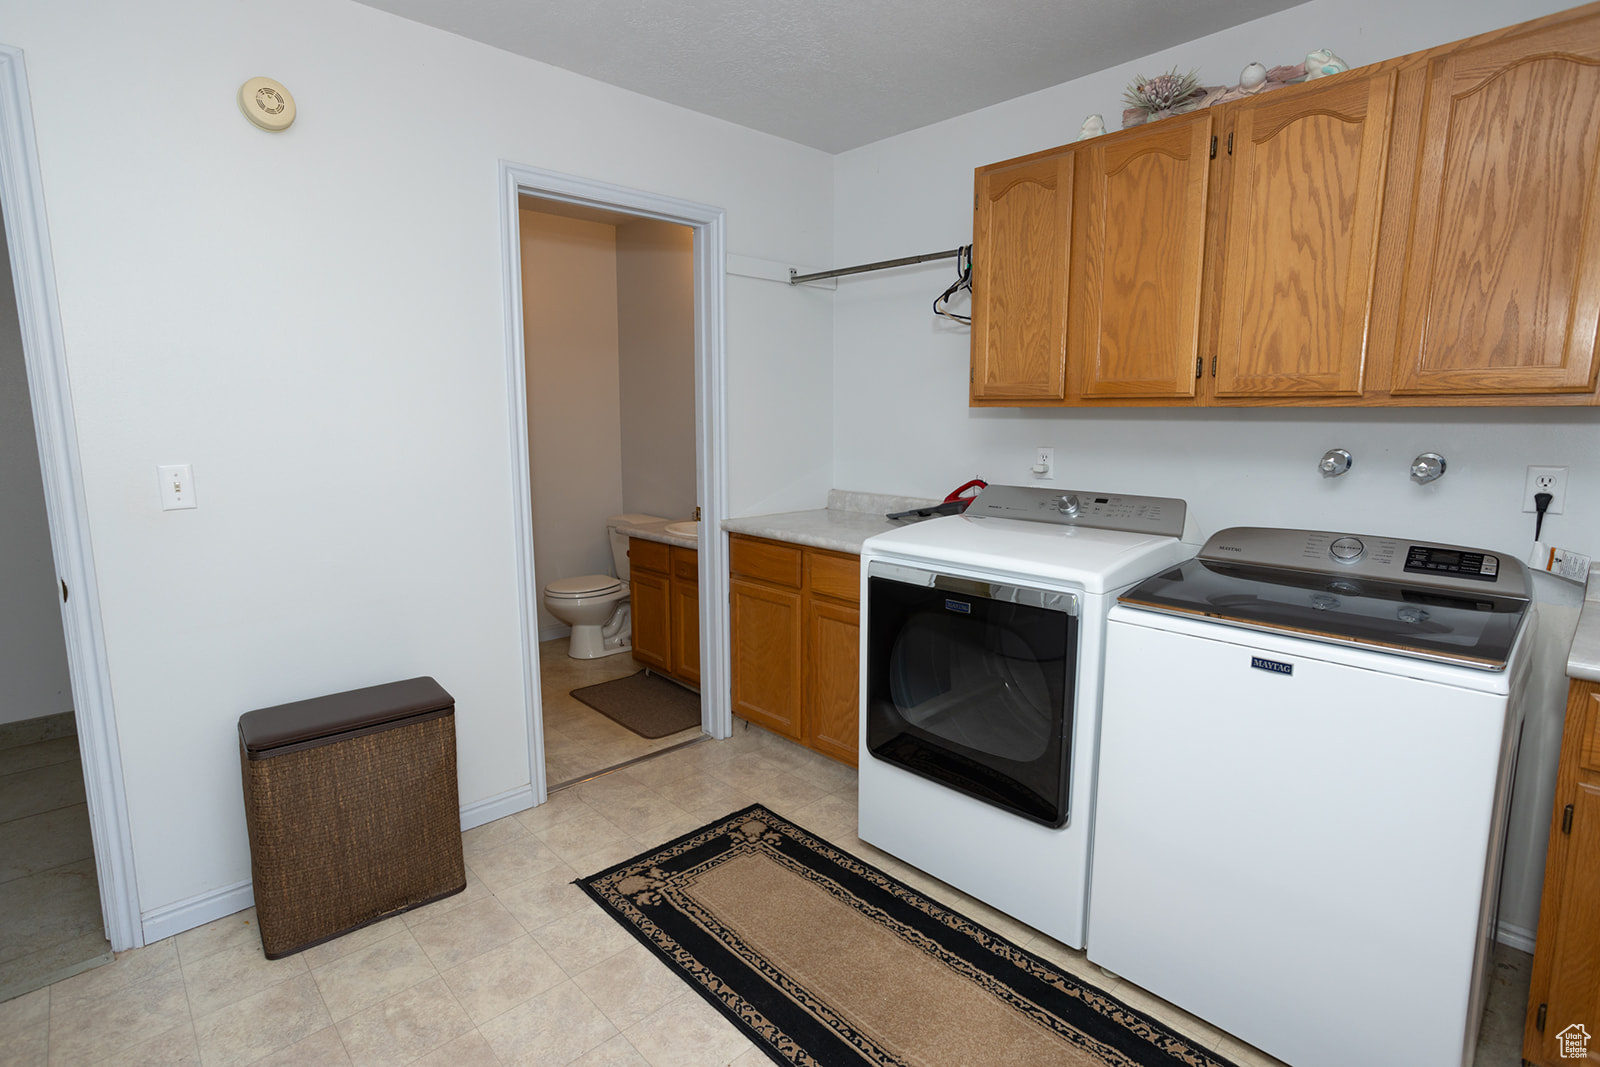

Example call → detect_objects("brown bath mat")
570 670 701 739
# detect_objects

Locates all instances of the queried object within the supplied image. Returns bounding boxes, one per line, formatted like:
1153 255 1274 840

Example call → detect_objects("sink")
664 520 700 540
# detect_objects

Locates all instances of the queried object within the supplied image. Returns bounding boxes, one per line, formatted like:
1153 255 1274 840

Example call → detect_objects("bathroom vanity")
627 537 700 688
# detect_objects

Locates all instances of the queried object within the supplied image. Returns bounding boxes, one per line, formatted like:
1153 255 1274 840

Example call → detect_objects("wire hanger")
933 245 972 324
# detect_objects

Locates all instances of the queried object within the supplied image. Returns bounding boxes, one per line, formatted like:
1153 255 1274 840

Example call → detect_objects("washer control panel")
1198 527 1528 598
963 485 1188 538
1403 544 1500 581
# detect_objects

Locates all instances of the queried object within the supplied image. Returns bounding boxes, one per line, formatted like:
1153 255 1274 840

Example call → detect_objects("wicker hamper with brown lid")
239 677 466 958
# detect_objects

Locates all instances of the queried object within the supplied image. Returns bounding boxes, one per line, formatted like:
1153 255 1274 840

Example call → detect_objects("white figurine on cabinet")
1077 114 1106 140
1304 48 1349 79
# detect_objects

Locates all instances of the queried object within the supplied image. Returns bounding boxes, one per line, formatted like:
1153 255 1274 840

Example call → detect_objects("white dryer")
1089 527 1536 1067
858 485 1199 949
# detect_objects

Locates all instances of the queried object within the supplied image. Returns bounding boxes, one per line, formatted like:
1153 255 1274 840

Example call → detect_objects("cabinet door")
1527 681 1600 1066
1391 17 1600 396
670 578 700 686
1213 73 1394 397
806 596 860 767
970 150 1073 401
1072 113 1213 399
1529 780 1600 1065
669 547 700 685
730 577 803 740
629 570 671 673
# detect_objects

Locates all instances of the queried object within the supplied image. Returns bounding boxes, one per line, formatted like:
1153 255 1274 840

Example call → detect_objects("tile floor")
0 710 1534 1066
537 638 704 788
0 718 110 1005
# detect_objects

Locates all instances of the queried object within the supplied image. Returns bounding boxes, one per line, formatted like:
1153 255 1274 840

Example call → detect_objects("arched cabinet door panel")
970 150 1073 401
1213 72 1395 398
1392 18 1600 395
1071 112 1212 400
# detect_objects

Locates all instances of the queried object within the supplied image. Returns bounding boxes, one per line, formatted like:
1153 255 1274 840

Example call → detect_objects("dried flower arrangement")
1118 50 1351 130
1121 69 1204 121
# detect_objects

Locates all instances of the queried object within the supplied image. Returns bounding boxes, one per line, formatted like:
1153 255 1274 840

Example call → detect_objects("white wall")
617 219 696 521
4 0 834 930
0 210 73 727
522 209 624 638
830 0 1592 944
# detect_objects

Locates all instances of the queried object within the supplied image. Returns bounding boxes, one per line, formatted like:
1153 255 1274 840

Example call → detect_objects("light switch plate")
159 464 196 510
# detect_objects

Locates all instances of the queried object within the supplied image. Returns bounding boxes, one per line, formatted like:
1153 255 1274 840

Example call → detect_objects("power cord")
1535 491 1553 540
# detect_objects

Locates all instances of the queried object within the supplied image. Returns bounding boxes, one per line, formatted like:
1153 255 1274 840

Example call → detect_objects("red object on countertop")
944 479 988 511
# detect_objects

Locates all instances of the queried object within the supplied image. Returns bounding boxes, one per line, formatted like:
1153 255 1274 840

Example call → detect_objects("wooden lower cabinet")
729 534 861 766
628 568 671 674
1524 677 1600 1065
669 547 700 686
628 538 698 688
729 577 803 738
805 596 860 764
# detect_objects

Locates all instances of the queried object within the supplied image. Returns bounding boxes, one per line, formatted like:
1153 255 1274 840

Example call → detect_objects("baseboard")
141 879 255 944
142 790 537 942
0 711 76 751
1497 919 1536 954
459 785 535 831
538 623 571 643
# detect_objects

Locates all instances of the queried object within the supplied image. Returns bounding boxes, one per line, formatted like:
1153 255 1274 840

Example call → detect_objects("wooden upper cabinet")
970 150 1073 401
1390 15 1600 396
1071 112 1213 399
1212 72 1395 398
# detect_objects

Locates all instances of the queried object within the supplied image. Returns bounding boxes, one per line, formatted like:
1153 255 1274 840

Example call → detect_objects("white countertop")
617 517 699 550
721 490 944 555
1568 572 1600 681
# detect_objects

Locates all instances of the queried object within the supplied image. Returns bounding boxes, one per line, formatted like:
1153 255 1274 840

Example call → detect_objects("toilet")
543 513 662 659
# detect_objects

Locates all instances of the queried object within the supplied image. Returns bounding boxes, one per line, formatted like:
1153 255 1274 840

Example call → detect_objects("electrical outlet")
1033 447 1054 479
1522 466 1567 514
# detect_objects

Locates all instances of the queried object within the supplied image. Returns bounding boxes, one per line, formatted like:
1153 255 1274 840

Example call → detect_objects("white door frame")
0 45 141 950
498 161 732 809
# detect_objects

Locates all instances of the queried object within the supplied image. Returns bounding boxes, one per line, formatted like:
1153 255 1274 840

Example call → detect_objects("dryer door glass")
865 573 1077 827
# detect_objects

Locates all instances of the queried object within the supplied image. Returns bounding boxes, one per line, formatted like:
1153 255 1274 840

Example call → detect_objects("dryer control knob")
1330 536 1365 564
1056 494 1080 517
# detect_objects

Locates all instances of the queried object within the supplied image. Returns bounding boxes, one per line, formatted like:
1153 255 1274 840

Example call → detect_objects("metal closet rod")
789 246 966 285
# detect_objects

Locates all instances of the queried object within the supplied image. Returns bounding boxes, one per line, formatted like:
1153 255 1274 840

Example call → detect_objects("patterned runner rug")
578 804 1239 1067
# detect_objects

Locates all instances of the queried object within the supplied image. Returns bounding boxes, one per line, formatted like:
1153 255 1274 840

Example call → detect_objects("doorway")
0 200 111 999
519 200 701 786
0 43 139 953
497 162 731 814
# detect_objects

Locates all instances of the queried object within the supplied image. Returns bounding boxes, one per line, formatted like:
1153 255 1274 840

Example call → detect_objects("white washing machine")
857 484 1199 949
1088 527 1537 1067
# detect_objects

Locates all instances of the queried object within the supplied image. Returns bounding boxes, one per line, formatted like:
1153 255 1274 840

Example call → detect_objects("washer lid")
1118 555 1529 670
546 575 624 597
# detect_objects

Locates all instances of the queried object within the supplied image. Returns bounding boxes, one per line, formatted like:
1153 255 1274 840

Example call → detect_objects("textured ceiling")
354 0 1307 152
